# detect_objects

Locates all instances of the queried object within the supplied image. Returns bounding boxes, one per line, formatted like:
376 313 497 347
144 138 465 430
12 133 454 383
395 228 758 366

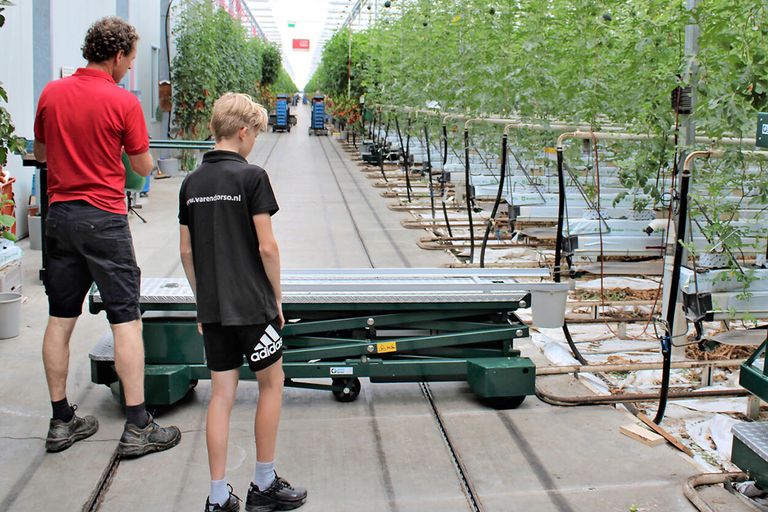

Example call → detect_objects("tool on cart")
308 95 328 136
268 94 296 132
88 269 569 408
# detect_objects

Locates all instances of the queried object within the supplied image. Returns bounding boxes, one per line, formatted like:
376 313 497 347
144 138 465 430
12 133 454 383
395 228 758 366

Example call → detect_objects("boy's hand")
197 322 203 335
276 304 285 329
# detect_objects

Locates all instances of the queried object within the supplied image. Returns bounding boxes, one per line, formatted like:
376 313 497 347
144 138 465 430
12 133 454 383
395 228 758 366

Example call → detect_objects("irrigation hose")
424 124 436 219
480 134 508 268
405 115 413 200
683 472 747 512
464 128 475 263
554 147 588 365
654 169 691 425
394 117 412 202
441 123 453 237
536 385 748 406
379 118 390 183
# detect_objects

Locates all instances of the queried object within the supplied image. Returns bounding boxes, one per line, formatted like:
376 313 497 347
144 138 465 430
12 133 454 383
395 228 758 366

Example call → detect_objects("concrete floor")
0 107 749 511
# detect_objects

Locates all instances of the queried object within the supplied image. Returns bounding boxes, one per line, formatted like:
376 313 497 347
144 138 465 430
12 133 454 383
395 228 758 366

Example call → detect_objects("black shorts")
45 201 141 324
202 319 283 372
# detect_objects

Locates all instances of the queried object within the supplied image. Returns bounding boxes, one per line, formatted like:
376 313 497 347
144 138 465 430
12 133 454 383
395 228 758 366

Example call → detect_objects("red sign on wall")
292 39 310 51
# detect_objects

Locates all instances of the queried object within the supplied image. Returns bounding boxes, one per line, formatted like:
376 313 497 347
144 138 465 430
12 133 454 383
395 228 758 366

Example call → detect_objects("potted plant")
0 0 25 242
0 0 25 339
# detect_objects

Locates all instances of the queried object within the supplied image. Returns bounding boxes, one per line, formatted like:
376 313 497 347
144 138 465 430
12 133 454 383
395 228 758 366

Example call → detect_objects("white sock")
253 461 276 490
210 479 229 506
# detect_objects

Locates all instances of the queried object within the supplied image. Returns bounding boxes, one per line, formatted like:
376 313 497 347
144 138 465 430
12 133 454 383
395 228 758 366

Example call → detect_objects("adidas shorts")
201 319 283 372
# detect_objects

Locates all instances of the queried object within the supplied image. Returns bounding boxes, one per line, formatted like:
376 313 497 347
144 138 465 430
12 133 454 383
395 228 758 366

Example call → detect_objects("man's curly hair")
81 17 138 63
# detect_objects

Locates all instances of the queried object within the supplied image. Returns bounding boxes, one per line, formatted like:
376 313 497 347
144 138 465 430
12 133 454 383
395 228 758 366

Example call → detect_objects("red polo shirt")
34 68 149 214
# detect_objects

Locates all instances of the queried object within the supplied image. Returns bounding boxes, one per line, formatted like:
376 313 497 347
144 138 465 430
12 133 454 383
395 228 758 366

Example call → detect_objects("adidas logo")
250 324 283 362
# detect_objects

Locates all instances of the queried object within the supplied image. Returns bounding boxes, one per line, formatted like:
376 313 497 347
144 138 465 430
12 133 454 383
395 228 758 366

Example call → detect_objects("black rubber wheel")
481 395 526 410
189 379 199 389
331 377 361 402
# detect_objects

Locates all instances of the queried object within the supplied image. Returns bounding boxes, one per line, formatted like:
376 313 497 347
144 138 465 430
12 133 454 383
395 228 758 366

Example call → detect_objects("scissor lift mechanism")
88 269 567 408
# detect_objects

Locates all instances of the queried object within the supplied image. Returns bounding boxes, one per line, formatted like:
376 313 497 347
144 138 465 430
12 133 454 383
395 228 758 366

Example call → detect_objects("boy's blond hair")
209 92 268 141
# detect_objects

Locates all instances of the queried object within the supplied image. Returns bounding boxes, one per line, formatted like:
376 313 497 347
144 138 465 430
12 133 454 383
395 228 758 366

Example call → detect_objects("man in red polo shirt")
33 16 180 457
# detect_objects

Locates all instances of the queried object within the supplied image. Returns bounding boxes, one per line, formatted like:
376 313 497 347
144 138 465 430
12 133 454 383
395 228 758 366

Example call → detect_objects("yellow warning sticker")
377 341 397 354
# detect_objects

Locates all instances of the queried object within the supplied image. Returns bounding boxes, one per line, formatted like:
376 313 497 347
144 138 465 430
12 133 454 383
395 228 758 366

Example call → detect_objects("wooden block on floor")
620 423 665 447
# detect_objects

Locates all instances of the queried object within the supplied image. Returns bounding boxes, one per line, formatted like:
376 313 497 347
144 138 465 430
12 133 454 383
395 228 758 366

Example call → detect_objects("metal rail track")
320 136 486 512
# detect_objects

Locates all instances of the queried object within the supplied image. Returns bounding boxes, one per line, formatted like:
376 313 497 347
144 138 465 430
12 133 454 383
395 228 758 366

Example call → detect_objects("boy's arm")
179 225 196 295
179 225 202 333
253 212 283 328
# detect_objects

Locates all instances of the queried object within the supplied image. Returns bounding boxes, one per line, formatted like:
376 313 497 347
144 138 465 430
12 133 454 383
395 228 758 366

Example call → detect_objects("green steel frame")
89 293 536 408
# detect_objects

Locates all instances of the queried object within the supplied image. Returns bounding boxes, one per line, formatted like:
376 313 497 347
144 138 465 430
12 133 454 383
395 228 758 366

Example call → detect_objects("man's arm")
253 213 283 328
33 140 47 163
127 151 153 177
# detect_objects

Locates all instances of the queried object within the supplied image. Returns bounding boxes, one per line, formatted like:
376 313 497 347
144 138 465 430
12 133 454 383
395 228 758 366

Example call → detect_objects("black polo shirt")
179 150 279 325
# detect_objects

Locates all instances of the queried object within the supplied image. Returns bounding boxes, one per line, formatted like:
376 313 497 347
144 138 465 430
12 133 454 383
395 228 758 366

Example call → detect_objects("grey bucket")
0 292 21 339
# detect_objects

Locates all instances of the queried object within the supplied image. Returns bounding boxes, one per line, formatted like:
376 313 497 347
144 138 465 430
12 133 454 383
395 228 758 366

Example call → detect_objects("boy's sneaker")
245 475 307 512
117 414 181 458
205 484 241 511
45 405 99 452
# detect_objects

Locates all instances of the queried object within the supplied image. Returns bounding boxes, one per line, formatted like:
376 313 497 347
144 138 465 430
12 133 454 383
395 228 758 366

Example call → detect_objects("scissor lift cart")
308 95 328 136
88 269 568 408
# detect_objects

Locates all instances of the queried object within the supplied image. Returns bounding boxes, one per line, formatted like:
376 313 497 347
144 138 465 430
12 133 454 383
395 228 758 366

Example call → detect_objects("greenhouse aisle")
0 107 747 511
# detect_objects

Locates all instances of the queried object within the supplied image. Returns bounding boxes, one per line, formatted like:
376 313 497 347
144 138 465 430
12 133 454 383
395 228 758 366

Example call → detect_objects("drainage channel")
80 131 285 511
81 450 120 512
319 135 485 512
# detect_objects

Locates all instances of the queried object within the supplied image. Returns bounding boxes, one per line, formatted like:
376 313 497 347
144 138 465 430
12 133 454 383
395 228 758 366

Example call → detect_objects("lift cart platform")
88 269 566 407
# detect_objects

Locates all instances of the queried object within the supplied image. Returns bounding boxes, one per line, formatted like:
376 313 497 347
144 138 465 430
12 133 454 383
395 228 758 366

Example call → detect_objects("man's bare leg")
42 316 78 402
43 315 99 453
111 319 145 406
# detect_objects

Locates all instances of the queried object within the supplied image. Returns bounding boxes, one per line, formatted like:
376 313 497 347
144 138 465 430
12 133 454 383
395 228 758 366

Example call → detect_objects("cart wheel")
287 126 291 132
482 395 526 410
332 377 361 402
189 379 198 389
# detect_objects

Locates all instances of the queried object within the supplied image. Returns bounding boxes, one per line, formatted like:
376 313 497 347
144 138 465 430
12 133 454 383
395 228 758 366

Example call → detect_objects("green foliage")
273 67 298 94
261 43 281 86
694 1 768 137
306 28 376 100
171 1 263 138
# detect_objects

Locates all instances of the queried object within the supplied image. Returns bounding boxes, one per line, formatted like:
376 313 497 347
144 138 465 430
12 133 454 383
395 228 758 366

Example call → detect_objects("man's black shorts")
202 319 283 372
44 201 140 324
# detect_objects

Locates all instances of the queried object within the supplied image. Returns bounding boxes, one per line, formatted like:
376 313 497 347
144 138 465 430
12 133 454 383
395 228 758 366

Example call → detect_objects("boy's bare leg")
111 319 146 406
208 369 240 480
42 316 78 401
254 358 284 462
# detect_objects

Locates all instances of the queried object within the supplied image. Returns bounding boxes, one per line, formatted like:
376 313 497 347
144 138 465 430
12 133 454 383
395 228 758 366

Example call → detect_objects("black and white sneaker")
205 484 241 511
245 475 307 512
45 405 99 452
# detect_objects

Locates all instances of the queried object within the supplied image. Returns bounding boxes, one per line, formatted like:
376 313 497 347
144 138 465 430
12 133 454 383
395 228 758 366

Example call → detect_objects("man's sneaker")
45 405 98 452
245 475 307 512
205 484 241 511
117 414 181 458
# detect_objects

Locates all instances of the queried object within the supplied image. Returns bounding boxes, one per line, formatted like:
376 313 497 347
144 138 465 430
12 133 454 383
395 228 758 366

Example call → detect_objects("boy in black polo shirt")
179 93 307 512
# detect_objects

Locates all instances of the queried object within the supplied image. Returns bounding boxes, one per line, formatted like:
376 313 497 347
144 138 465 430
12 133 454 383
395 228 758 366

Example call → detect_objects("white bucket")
28 215 41 250
0 292 21 339
530 289 568 328
157 157 180 177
